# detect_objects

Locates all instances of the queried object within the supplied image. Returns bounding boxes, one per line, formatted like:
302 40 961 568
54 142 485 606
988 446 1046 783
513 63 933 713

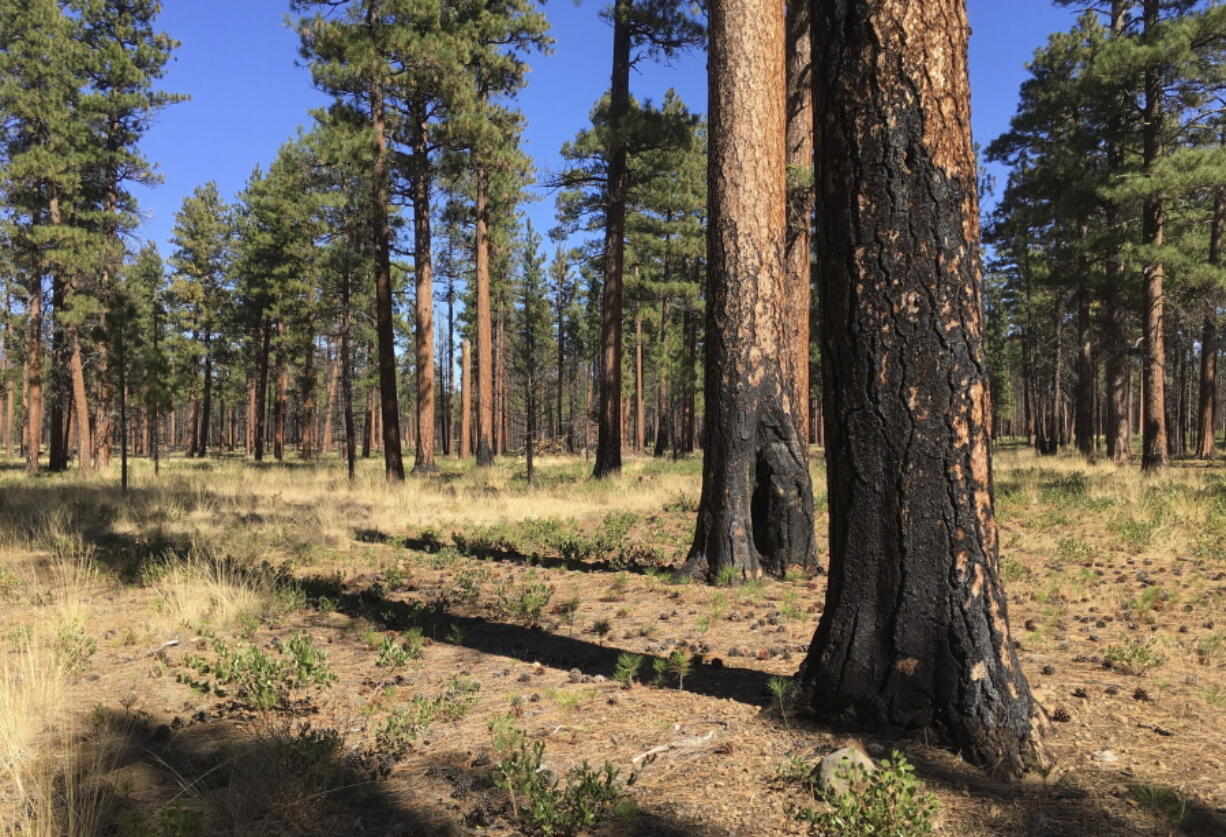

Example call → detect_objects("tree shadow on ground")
323 579 774 708
83 706 722 836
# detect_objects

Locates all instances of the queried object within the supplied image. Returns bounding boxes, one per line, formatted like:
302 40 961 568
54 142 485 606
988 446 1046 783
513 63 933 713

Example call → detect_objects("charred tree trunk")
274 323 287 461
801 0 1049 778
255 319 270 461
341 264 357 481
684 0 816 582
1197 190 1222 460
634 313 645 451
785 0 813 446
593 0 631 478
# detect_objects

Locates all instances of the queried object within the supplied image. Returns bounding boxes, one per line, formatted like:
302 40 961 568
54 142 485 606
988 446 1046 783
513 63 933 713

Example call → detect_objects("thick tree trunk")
255 320 270 461
594 0 631 478
26 256 44 472
475 169 496 466
460 338 472 459
801 0 1049 778
411 108 437 473
685 0 816 582
368 0 405 481
1197 316 1218 460
1140 0 1168 471
199 343 213 458
784 0 813 446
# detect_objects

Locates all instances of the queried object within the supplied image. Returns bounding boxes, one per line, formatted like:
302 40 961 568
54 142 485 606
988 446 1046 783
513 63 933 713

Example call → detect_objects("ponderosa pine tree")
800 0 1050 777
683 0 815 581
591 0 703 478
784 0 812 446
168 182 232 460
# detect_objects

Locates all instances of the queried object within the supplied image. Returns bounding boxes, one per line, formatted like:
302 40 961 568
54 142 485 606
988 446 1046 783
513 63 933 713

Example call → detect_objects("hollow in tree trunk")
683 0 817 582
800 0 1050 778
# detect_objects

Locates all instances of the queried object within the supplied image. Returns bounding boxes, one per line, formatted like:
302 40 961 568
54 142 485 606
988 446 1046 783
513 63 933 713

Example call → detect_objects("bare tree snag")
800 0 1050 778
683 0 817 583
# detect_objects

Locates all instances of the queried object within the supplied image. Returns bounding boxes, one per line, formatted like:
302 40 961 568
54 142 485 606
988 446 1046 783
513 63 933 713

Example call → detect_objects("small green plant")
494 579 555 624
790 751 936 837
1103 639 1166 676
490 719 636 836
1000 554 1029 582
664 650 692 690
55 621 97 673
1055 536 1093 563
767 676 795 727
613 653 643 688
714 565 739 587
383 564 408 589
590 618 612 645
1127 586 1173 616
375 677 481 759
177 630 337 711
608 572 630 599
376 628 425 668
1130 783 1186 827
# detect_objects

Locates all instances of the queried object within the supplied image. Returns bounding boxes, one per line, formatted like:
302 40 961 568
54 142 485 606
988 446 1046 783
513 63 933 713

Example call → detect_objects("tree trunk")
341 264 357 481
654 297 671 456
594 0 631 478
274 323 287 461
255 319 270 461
784 0 813 445
199 343 213 458
368 0 405 481
801 0 1049 778
68 328 92 476
300 334 317 459
322 341 339 455
684 0 816 582
634 314 645 451
1075 267 1094 457
1140 0 1168 470
475 168 496 466
411 106 436 473
460 338 472 459
1197 189 1222 460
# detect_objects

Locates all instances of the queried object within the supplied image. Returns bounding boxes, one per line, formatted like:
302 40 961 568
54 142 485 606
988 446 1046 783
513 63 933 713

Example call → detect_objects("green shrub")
494 579 555 624
374 677 480 759
55 621 97 673
790 751 936 837
376 628 425 668
177 630 337 711
1103 639 1165 676
613 653 643 688
491 720 635 836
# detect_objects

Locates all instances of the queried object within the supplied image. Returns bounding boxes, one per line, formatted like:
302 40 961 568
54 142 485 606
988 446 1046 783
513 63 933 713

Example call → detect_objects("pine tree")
800 0 1049 777
685 0 815 581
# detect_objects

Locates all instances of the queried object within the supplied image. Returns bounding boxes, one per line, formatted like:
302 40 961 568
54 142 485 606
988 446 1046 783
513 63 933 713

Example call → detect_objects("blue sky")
133 0 1077 258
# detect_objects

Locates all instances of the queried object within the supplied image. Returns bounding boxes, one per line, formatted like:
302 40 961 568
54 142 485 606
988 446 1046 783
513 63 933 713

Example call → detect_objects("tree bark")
411 106 436 473
784 0 813 446
368 0 405 481
322 342 339 455
1140 0 1168 470
1197 189 1222 460
684 0 816 582
299 333 317 459
654 297 671 456
1075 264 1094 457
274 323 287 461
593 0 631 478
341 263 357 481
475 168 496 466
68 327 92 476
801 0 1049 778
460 338 472 459
634 313 645 451
48 275 68 473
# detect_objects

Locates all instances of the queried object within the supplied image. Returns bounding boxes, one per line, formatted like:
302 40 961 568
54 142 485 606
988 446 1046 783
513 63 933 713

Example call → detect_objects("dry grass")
0 445 1222 835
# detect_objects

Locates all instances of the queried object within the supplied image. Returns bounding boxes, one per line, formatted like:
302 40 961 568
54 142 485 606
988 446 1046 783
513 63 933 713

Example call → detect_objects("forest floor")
1 443 1224 836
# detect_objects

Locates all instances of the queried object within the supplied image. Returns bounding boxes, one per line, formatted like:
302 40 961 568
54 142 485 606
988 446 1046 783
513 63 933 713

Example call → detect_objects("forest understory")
1 444 1224 837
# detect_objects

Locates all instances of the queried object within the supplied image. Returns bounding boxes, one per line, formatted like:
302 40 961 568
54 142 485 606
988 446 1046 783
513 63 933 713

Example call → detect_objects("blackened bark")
1197 189 1222 460
341 264 356 481
594 0 631 479
685 0 816 582
802 0 1049 778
